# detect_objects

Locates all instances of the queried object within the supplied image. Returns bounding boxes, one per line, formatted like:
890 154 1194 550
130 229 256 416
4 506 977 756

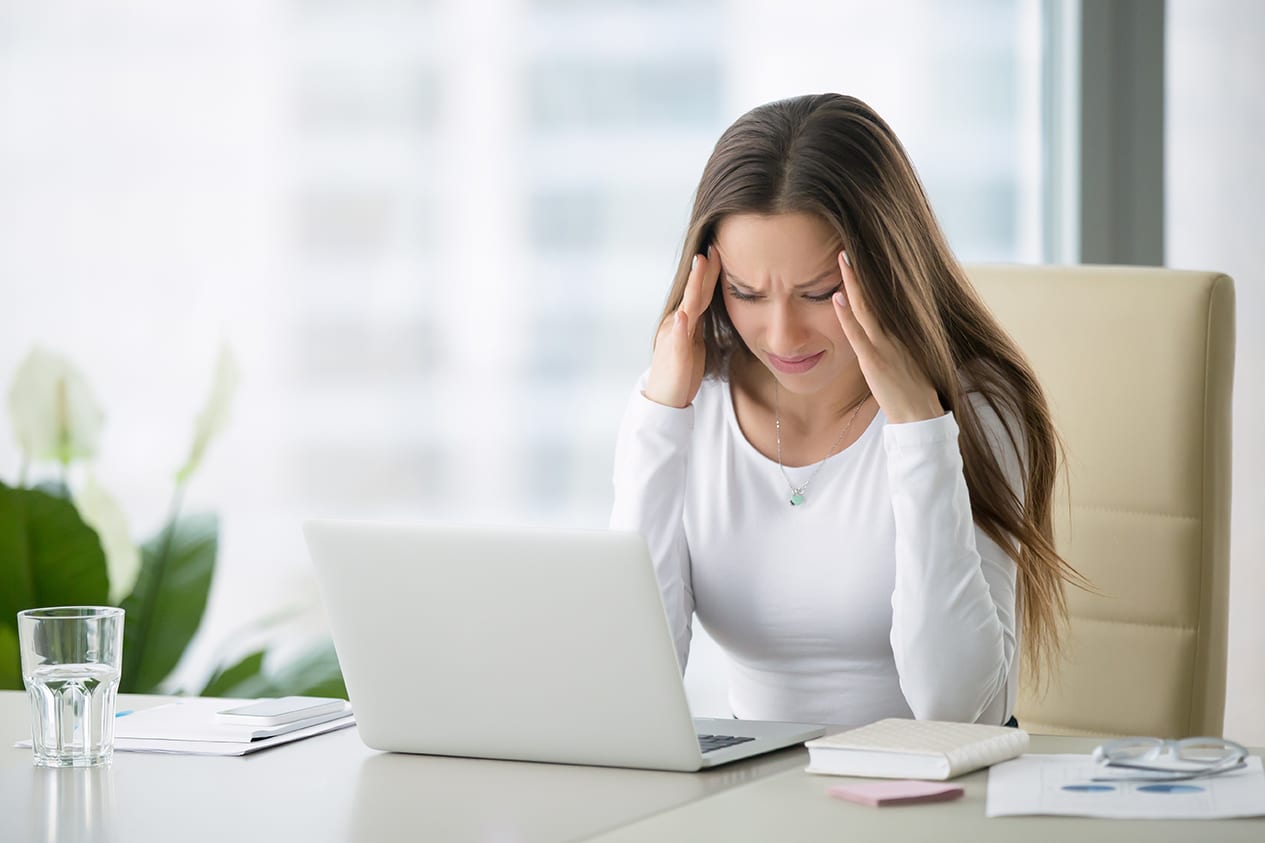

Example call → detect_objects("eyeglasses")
1091 736 1249 782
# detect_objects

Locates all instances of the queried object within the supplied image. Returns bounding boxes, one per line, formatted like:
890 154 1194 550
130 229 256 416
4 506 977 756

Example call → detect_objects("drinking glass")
18 606 125 767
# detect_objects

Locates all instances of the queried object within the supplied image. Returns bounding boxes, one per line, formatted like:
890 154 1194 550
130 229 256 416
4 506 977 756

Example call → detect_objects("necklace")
774 385 870 507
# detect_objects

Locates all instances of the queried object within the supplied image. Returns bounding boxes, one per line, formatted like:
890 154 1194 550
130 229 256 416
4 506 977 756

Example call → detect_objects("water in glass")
25 662 122 767
18 606 125 768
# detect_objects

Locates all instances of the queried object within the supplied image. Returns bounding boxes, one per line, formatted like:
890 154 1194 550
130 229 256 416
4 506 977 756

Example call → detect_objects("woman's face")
714 212 858 397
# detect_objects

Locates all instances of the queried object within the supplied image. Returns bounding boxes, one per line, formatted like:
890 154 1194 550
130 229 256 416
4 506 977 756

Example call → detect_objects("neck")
758 366 870 435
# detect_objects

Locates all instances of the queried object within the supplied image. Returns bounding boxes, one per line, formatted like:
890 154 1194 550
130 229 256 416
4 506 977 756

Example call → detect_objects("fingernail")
833 291 848 308
842 250 852 269
692 254 700 271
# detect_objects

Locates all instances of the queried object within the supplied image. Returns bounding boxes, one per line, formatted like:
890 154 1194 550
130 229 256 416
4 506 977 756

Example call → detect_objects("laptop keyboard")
697 733 756 753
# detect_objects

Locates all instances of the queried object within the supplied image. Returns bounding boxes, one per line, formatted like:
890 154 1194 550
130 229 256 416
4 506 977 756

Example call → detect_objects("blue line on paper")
1137 784 1205 794
115 710 133 717
1061 784 1116 792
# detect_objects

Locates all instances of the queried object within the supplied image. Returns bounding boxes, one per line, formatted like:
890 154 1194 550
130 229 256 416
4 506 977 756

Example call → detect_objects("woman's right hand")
644 248 721 409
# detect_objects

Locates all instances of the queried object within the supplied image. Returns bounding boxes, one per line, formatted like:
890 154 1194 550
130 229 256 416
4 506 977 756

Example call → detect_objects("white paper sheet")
14 697 356 756
113 697 351 742
986 754 1265 819
15 716 356 756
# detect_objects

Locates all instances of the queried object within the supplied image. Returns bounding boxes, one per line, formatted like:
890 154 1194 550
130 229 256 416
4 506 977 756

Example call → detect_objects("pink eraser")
827 780 965 807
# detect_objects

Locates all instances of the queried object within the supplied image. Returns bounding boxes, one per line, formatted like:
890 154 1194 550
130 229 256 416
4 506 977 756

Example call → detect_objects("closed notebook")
805 718 1029 780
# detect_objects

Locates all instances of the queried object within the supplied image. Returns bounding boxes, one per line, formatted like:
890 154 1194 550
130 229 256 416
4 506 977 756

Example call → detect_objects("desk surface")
1 691 1262 842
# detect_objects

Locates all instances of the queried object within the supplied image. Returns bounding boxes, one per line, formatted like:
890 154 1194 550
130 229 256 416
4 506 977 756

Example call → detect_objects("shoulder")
958 360 1023 431
957 364 1029 477
695 373 730 402
690 374 732 428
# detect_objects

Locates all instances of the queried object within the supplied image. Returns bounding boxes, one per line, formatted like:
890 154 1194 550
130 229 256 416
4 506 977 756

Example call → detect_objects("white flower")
74 472 141 603
7 346 105 464
176 344 241 485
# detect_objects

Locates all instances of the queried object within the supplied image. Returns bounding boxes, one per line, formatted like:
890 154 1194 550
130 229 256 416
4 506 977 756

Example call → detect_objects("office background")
0 1 1260 741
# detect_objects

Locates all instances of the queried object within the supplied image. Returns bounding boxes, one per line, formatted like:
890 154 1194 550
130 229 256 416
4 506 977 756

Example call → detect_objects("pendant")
789 492 806 507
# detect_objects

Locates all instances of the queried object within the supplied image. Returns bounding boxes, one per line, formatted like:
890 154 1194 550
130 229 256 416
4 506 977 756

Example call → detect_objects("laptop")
303 520 825 771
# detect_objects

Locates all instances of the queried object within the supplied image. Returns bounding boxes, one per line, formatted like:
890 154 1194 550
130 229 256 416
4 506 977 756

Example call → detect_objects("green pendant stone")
790 493 805 506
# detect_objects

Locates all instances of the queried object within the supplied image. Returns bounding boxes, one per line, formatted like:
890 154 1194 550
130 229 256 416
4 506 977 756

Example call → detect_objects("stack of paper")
109 697 355 756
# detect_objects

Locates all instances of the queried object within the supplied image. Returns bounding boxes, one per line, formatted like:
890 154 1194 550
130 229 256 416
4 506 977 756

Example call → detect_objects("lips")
767 351 825 374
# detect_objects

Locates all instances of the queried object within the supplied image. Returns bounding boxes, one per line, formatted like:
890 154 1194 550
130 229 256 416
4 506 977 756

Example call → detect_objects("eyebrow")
723 270 840 291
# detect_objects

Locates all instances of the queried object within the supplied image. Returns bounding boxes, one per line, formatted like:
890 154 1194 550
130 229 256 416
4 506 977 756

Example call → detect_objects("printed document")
986 754 1265 819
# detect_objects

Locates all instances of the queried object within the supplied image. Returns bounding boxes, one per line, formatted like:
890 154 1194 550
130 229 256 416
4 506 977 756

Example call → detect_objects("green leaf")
0 482 109 666
0 481 109 689
33 480 70 500
267 641 348 700
199 649 269 698
0 624 21 691
197 641 348 700
119 513 217 693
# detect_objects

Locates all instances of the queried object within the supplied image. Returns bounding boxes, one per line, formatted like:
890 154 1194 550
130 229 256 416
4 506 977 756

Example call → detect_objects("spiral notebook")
805 718 1029 780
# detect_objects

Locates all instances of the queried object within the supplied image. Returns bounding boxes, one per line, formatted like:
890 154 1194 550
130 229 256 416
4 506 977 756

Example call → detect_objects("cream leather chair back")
968 264 1235 738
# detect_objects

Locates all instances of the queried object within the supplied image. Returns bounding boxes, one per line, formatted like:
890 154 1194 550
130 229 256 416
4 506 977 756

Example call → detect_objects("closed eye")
805 284 842 302
726 283 840 302
727 284 762 302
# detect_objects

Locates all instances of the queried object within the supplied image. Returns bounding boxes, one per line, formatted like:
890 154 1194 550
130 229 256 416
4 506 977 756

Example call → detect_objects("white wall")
1167 0 1265 744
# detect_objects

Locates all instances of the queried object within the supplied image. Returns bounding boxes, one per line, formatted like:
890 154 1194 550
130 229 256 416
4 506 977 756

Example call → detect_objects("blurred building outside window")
0 0 1045 705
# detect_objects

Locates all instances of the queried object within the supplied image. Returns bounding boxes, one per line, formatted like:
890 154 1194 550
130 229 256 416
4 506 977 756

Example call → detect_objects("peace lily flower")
74 472 141 603
176 344 241 486
7 346 105 465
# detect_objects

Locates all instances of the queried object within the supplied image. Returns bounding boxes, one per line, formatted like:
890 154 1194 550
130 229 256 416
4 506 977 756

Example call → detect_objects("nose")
767 299 810 355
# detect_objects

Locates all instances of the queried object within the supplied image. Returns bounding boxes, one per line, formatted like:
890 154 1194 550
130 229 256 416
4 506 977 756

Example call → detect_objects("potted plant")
0 346 346 699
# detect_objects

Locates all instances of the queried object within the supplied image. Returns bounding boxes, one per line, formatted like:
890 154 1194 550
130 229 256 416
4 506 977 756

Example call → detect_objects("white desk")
0 691 802 842
2 691 1263 842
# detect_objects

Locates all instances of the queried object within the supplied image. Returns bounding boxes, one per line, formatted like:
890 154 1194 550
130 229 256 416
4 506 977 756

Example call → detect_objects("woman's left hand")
832 250 945 424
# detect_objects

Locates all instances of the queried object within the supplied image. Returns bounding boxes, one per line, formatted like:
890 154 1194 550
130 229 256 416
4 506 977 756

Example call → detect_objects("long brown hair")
659 93 1084 686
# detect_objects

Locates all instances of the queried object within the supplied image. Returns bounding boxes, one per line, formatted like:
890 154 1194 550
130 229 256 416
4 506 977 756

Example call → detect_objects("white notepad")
111 717 356 756
114 697 352 743
805 718 1030 780
17 698 356 757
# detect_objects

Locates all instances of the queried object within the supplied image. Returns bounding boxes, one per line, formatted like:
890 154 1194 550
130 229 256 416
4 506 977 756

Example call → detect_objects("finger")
680 247 721 325
656 306 683 340
837 250 882 341
647 310 696 408
833 290 876 362
653 309 676 347
670 310 699 390
699 245 722 310
679 254 707 319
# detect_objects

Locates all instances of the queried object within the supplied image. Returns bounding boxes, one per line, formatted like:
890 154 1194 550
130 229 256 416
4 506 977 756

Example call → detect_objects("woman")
610 93 1082 728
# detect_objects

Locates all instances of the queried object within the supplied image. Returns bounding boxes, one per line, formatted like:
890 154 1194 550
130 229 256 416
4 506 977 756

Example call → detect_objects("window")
0 0 1046 692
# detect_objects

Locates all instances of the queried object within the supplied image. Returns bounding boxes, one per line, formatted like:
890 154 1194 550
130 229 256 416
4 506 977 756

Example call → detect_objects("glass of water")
18 607 125 767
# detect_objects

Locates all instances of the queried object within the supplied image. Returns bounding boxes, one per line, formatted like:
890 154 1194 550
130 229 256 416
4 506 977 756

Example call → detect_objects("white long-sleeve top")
610 371 1022 728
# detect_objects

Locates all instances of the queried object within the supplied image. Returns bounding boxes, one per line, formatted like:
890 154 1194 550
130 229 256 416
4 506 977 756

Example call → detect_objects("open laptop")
303 520 825 771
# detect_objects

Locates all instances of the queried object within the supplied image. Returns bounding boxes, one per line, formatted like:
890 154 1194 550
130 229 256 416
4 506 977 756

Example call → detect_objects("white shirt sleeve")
883 396 1022 725
609 378 695 673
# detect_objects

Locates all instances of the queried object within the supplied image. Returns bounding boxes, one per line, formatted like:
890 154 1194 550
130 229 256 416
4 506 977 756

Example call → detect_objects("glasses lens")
1177 739 1237 764
1104 738 1163 762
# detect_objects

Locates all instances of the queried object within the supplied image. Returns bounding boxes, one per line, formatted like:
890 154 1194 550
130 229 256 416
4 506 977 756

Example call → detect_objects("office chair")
968 264 1235 739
